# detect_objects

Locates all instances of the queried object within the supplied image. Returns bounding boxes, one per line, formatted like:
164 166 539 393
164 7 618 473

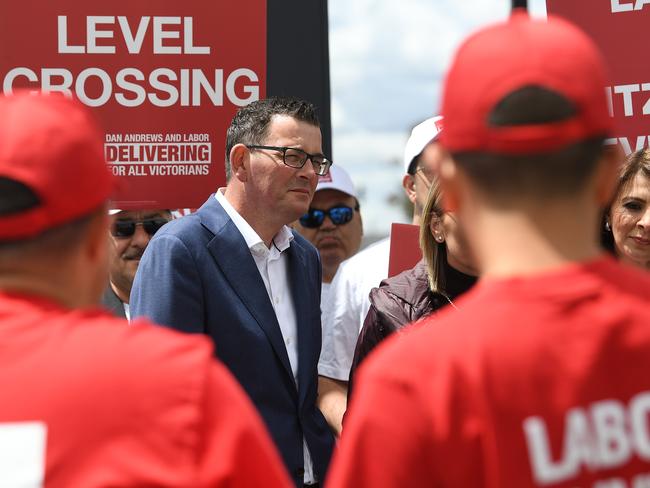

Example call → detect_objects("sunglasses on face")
110 218 169 238
299 204 359 229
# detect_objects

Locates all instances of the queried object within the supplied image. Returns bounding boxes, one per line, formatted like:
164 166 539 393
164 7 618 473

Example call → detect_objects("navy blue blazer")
130 195 334 486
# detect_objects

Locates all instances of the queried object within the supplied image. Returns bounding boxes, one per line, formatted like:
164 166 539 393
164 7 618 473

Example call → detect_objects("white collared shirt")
215 189 315 484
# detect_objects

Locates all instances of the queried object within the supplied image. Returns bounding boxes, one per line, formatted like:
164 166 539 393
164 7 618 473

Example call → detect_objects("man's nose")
319 215 337 231
297 157 318 181
130 224 151 247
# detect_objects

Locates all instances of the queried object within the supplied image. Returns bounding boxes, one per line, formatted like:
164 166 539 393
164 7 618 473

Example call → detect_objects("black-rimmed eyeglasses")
246 145 333 176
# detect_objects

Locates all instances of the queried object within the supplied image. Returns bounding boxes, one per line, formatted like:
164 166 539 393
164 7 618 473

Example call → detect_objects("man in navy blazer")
131 97 335 487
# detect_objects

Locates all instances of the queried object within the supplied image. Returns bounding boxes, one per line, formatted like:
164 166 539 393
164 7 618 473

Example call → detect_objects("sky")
328 0 548 240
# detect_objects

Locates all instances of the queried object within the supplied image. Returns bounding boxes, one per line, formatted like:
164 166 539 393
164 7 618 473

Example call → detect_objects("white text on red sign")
611 0 650 13
57 16 210 55
1 15 260 108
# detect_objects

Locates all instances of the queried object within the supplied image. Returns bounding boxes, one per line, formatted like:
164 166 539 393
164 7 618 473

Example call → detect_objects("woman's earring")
435 234 444 243
605 221 611 232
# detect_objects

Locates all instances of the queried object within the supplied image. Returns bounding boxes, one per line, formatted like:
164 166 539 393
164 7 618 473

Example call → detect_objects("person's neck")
322 267 336 283
463 199 603 279
110 281 130 304
0 273 80 309
223 187 283 248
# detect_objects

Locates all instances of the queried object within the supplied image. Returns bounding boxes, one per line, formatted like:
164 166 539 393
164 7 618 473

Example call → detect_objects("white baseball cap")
315 164 357 198
403 115 444 174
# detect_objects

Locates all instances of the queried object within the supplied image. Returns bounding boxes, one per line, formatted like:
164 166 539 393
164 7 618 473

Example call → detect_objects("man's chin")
319 247 345 263
121 262 140 281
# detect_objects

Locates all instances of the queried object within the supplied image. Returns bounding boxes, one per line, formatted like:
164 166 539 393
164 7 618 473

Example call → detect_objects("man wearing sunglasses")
102 209 171 320
131 97 335 487
294 165 363 289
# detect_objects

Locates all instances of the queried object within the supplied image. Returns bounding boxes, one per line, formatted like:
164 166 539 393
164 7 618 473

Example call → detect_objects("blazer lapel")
101 285 127 319
287 240 316 405
200 198 295 383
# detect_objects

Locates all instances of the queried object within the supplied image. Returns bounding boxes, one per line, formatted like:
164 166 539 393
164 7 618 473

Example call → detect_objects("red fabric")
329 257 650 487
0 292 291 487
439 12 613 155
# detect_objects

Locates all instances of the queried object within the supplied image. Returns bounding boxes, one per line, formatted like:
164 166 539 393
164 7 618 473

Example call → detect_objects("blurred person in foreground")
131 97 335 487
0 91 290 488
602 148 650 270
102 209 171 319
348 175 477 397
328 11 650 487
293 164 363 300
317 116 443 436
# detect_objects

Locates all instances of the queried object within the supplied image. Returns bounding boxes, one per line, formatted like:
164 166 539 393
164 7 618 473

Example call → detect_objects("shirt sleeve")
328 358 436 488
195 360 292 487
318 265 363 381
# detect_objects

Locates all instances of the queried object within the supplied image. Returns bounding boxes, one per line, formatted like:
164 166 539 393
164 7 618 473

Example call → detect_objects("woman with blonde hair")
602 148 650 270
348 173 477 394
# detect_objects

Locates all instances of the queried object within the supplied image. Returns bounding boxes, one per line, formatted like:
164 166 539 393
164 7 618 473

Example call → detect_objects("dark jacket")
348 259 476 396
131 195 334 487
100 284 127 319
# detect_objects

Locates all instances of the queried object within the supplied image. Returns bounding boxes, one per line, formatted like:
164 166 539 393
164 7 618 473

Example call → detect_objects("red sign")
0 1 266 209
546 0 650 155
388 223 422 278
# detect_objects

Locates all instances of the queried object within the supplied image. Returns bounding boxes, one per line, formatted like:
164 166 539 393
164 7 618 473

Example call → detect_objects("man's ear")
402 174 417 204
84 210 110 264
229 144 249 182
594 144 623 206
437 150 461 212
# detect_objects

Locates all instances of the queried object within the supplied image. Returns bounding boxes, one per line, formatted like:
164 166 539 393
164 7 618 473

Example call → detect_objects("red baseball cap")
0 91 113 240
439 10 613 155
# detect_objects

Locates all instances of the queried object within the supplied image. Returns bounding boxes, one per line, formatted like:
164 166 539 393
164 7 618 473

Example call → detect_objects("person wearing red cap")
328 11 650 487
0 92 290 487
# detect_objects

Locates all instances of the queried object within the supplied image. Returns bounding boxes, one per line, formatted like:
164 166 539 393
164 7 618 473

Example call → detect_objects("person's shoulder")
601 259 650 301
532 256 650 311
156 211 202 240
59 311 215 385
291 228 318 256
155 195 224 241
374 260 429 302
357 299 460 381
333 237 391 285
348 237 391 266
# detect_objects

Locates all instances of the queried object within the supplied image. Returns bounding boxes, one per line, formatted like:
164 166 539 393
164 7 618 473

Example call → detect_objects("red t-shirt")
0 292 291 487
329 257 650 487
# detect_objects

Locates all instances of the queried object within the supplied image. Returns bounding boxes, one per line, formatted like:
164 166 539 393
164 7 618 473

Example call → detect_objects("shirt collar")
215 189 294 254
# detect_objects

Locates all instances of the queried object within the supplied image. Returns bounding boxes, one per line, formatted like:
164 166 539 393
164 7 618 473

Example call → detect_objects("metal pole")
512 0 528 10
